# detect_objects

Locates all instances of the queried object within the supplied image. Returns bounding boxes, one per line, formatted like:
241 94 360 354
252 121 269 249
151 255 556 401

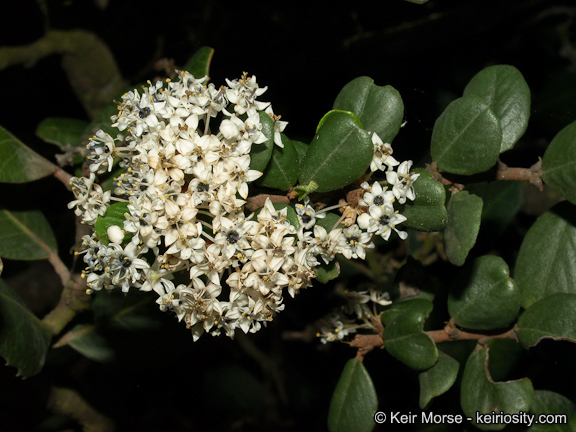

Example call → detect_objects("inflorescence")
68 71 419 340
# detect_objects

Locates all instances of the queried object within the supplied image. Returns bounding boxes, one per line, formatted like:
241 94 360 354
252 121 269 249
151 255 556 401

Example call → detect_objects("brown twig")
427 159 544 191
426 319 517 345
245 193 291 212
495 158 544 191
346 315 385 361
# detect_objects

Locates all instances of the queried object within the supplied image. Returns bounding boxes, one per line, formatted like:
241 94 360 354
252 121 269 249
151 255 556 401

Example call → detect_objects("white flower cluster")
68 70 419 341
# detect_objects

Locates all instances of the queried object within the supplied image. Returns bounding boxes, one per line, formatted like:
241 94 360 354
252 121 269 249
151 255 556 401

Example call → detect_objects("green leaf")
465 181 523 237
461 346 534 430
542 119 576 204
333 76 404 143
402 168 447 231
383 301 438 370
0 209 58 260
61 324 115 363
463 65 531 152
293 180 319 201
0 125 57 183
443 191 483 266
316 110 363 133
55 291 161 362
516 293 576 348
257 134 298 190
36 117 89 148
431 95 502 175
299 112 373 193
182 46 214 79
94 202 130 244
419 351 460 409
381 298 433 326
315 260 340 284
528 390 576 432
486 338 525 382
448 255 520 330
291 139 308 172
514 202 576 308
328 358 378 432
0 279 52 378
249 111 275 172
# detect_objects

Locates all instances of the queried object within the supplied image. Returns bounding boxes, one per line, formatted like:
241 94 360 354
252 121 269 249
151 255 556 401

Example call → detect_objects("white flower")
295 198 326 229
370 132 398 172
359 181 395 209
359 205 407 241
340 224 373 260
385 160 420 204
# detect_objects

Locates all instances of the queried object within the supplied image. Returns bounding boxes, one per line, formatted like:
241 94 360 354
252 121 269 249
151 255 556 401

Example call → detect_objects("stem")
41 274 91 335
245 193 290 212
53 166 73 190
48 386 114 432
426 319 517 345
427 159 544 192
316 202 346 214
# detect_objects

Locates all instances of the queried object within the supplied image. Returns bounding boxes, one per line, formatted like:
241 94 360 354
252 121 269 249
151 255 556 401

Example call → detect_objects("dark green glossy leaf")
315 260 340 284
299 112 372 193
316 110 363 133
402 168 447 231
528 390 576 432
465 182 523 237
461 346 534 431
542 120 576 204
328 358 378 432
516 293 576 348
182 46 214 80
333 76 404 143
0 279 51 377
419 351 459 409
94 202 130 244
383 302 438 370
0 209 57 260
431 95 502 175
291 139 308 171
515 202 576 308
249 111 275 172
443 191 483 266
36 117 89 148
381 298 433 326
486 339 525 383
257 134 298 190
0 126 57 183
448 255 520 330
463 65 531 152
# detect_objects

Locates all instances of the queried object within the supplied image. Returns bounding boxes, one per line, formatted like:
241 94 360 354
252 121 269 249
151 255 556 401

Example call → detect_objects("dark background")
1 0 576 430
